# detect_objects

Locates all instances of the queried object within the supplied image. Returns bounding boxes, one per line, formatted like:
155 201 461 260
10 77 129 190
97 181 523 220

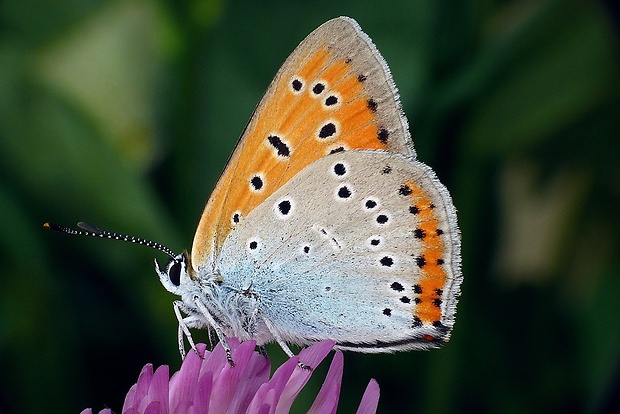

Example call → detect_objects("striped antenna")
44 222 177 259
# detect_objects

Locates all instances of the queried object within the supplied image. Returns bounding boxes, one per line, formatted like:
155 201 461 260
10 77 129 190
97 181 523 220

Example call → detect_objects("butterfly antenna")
44 221 177 259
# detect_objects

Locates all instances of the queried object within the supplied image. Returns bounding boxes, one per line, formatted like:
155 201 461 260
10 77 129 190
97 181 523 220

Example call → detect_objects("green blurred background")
1 0 619 413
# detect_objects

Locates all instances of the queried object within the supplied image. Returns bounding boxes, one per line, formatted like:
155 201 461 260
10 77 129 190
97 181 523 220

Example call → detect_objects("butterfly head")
155 250 200 295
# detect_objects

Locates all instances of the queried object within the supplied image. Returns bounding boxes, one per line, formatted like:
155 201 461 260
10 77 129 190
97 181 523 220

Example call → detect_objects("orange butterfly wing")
191 17 415 269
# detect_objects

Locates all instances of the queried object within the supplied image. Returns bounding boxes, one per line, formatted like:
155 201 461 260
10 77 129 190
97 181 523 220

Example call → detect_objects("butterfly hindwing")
218 151 460 350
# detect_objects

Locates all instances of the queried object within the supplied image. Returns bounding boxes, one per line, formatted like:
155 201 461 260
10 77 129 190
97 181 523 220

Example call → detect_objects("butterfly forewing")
192 17 414 268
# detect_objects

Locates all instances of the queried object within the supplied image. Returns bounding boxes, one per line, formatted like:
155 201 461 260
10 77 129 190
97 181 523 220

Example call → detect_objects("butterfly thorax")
156 253 268 344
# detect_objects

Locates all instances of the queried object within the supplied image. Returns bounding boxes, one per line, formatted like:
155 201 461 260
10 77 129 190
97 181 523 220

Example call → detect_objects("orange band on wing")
403 180 447 324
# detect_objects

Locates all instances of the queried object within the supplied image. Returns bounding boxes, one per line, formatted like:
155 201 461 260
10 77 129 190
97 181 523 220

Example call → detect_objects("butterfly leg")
173 300 199 359
257 345 268 357
206 325 216 350
193 295 235 367
262 316 312 370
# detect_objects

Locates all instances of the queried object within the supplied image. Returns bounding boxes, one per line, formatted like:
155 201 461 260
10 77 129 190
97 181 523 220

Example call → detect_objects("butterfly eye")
168 260 182 286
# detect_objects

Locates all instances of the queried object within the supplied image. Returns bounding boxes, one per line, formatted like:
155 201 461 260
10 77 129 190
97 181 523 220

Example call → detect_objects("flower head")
81 338 379 413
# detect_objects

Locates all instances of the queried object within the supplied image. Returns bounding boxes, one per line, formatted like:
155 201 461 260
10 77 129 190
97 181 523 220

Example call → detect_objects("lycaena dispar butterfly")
46 17 462 364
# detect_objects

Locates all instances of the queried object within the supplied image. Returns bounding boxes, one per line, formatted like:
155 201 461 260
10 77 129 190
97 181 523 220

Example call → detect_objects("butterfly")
47 16 461 365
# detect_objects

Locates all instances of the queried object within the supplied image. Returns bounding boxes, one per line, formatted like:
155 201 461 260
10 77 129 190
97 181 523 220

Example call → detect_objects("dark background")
1 0 619 413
